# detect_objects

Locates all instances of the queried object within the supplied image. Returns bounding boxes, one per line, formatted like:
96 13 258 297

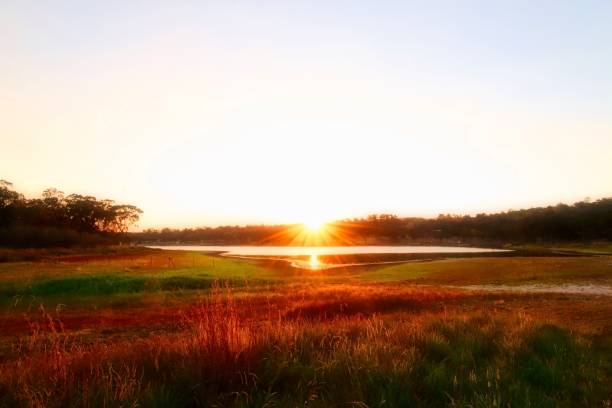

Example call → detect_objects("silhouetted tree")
0 181 142 247
0 180 24 227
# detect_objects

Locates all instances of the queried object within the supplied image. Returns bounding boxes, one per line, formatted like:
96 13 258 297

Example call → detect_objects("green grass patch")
29 275 148 297
364 256 612 285
227 317 609 407
0 274 266 302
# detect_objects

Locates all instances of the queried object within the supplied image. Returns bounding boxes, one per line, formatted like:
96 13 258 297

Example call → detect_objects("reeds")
0 283 608 407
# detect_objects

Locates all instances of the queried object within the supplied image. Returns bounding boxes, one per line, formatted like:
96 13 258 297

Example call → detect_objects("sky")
1 1 611 229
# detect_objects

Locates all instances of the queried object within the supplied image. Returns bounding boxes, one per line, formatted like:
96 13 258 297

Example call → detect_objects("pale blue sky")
2 1 611 227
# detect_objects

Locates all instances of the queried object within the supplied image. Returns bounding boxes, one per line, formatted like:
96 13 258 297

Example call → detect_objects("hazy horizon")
2 1 611 229
3 182 609 231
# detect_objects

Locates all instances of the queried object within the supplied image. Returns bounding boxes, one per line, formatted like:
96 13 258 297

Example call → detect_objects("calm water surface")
149 245 507 256
149 245 510 270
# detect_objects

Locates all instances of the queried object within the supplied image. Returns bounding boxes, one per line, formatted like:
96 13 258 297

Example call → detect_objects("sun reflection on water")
309 254 320 268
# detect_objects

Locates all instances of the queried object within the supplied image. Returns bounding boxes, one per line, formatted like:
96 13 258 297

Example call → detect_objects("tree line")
2 177 610 247
404 199 612 243
134 198 612 245
0 180 142 247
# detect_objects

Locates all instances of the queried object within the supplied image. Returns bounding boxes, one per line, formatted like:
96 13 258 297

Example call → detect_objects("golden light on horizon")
2 2 612 231
303 219 327 233
253 220 359 247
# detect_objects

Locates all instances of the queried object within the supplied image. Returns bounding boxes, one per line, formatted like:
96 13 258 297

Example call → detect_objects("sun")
303 218 326 232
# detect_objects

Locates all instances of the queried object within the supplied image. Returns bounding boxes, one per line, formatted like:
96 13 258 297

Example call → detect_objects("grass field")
0 248 610 407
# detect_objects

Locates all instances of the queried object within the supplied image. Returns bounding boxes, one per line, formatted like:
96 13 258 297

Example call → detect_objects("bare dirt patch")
453 283 612 296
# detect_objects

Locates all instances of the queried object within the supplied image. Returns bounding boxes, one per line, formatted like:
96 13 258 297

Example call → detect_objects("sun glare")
303 219 326 232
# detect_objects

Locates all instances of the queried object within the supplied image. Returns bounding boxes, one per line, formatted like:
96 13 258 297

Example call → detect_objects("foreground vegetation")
0 249 610 407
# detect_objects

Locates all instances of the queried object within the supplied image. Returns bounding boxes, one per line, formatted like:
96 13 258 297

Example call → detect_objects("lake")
149 245 510 270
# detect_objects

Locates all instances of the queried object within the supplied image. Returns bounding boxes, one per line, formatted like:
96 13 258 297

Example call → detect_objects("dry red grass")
0 282 611 406
3 282 611 343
